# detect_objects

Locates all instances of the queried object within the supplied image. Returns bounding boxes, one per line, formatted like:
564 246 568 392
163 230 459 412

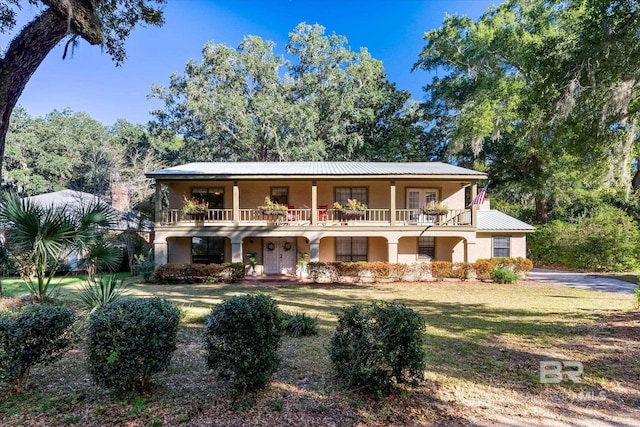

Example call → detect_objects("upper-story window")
270 187 289 205
192 187 224 209
335 187 368 206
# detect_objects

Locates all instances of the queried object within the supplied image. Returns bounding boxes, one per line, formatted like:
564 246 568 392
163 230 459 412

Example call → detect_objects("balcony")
159 208 473 227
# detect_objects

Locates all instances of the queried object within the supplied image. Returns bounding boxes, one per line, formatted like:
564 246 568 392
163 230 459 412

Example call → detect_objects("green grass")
1 278 637 425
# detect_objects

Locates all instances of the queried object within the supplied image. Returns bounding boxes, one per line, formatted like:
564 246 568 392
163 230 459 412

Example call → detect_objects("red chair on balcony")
318 205 328 223
287 205 296 222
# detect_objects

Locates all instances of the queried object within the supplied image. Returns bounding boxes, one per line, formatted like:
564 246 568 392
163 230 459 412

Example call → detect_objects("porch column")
389 180 396 226
387 239 398 263
233 180 240 226
311 181 318 225
231 239 243 263
154 181 162 223
154 240 167 266
309 239 320 261
471 183 478 227
465 240 478 263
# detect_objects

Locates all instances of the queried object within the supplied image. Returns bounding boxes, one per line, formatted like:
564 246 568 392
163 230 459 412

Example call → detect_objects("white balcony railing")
160 208 472 227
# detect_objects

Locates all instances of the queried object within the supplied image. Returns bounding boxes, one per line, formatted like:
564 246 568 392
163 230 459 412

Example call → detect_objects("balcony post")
311 180 318 225
154 181 162 224
233 180 240 226
471 183 478 227
390 180 396 226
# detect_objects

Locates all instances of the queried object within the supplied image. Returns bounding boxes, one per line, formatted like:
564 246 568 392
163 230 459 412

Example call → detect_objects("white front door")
263 238 297 274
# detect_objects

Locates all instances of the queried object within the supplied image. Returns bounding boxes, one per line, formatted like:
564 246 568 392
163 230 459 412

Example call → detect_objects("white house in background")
145 162 535 273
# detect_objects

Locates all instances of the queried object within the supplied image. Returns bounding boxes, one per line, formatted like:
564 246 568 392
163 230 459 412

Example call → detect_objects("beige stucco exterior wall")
167 237 191 264
319 237 335 262
369 237 388 262
476 233 529 259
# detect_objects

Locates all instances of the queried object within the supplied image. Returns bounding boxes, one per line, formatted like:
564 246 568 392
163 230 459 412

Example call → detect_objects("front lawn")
1 278 638 426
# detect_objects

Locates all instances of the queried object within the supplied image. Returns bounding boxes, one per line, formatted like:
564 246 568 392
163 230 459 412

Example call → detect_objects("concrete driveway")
528 268 637 294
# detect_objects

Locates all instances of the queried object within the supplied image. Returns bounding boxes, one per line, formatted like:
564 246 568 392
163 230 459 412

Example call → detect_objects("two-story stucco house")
146 162 535 274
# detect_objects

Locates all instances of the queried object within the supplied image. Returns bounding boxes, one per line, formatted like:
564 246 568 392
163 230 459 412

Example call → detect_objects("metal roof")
25 190 154 232
146 161 487 179
476 210 536 232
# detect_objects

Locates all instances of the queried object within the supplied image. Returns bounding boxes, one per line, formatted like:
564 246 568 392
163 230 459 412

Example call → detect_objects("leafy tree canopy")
414 0 640 222
150 23 420 162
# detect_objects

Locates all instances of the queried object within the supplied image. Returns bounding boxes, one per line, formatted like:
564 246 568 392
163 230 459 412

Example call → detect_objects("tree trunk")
0 1 104 183
535 197 549 224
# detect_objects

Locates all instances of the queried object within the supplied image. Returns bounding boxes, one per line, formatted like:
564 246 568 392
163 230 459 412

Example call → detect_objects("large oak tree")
414 0 640 223
0 0 165 181
151 23 417 162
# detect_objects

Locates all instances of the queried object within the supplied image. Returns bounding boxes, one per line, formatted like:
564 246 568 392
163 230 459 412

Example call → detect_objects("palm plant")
77 274 128 313
0 193 121 301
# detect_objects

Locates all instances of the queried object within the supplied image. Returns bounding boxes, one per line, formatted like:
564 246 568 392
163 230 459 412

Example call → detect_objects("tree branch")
41 0 104 45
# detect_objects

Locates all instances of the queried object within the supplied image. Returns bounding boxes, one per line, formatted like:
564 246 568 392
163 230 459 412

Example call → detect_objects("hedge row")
153 263 245 284
306 257 533 283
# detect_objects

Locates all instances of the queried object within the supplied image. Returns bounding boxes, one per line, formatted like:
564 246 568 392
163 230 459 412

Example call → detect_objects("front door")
263 237 296 274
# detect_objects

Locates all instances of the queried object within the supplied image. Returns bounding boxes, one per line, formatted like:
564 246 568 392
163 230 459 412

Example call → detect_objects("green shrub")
282 312 318 337
204 294 283 393
153 262 245 284
528 206 639 272
134 248 155 282
86 297 180 394
328 302 426 397
491 267 521 284
0 304 77 392
77 274 128 313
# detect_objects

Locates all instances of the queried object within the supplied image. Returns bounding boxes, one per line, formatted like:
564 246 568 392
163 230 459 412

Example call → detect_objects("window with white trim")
335 187 368 206
418 237 435 259
336 237 368 262
493 236 510 257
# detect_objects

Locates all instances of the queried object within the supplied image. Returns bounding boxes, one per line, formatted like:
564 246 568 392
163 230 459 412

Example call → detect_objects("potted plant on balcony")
259 196 288 217
423 202 448 216
183 196 208 219
334 199 367 220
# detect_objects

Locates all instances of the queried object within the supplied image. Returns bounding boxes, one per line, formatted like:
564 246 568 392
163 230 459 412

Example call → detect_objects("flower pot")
339 210 365 220
261 209 286 217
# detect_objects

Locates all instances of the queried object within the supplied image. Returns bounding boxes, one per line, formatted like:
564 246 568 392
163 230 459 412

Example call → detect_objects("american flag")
471 183 488 206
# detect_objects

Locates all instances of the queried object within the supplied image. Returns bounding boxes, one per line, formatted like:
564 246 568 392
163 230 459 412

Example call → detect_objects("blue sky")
13 0 500 125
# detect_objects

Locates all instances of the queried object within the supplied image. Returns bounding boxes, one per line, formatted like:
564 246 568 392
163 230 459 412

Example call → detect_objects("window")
192 237 225 264
270 187 289 205
418 237 435 259
192 187 224 209
336 237 368 262
406 188 438 210
335 187 368 206
493 236 510 257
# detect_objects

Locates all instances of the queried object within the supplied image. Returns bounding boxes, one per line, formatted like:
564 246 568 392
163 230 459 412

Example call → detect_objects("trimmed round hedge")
204 294 283 393
86 297 180 394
